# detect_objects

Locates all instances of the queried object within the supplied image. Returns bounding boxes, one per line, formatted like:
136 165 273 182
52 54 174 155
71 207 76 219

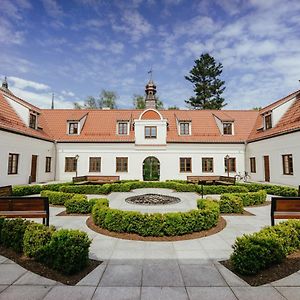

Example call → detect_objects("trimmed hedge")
1 219 32 252
40 190 75 205
230 220 300 275
230 190 267 206
219 194 244 213
65 196 106 214
92 199 220 237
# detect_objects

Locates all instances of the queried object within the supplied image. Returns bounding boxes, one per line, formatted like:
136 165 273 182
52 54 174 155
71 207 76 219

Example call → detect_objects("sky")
1 0 300 109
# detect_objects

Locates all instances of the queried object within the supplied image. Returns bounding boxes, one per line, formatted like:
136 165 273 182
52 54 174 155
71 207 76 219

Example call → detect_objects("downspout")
54 140 57 182
244 141 248 176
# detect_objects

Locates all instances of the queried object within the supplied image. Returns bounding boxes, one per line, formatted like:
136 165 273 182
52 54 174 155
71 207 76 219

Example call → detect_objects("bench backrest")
271 197 300 213
219 176 236 183
0 197 49 212
73 176 87 183
187 176 220 182
0 185 13 197
73 175 120 182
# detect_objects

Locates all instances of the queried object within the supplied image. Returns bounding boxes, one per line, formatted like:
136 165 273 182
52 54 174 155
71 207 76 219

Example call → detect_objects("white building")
0 78 299 187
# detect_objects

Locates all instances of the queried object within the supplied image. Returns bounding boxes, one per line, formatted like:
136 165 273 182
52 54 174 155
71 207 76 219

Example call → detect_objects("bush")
12 185 42 196
1 219 31 252
59 184 112 194
41 182 73 192
23 223 56 258
230 220 300 275
200 185 249 195
0 217 5 241
64 195 107 214
92 199 220 237
41 190 74 205
230 190 267 206
219 194 244 213
37 229 91 274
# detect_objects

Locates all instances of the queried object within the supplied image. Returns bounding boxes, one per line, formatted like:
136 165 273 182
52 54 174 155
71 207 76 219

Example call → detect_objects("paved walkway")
0 189 300 300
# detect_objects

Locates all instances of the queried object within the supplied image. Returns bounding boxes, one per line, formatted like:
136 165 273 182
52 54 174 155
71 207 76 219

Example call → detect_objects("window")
145 126 157 138
250 157 256 173
264 114 272 130
118 122 128 135
65 157 77 172
180 157 192 172
282 154 293 175
202 158 213 173
223 123 233 135
68 122 79 134
116 157 128 172
29 113 37 129
45 157 51 173
224 157 236 173
179 122 190 135
89 157 101 172
8 153 19 175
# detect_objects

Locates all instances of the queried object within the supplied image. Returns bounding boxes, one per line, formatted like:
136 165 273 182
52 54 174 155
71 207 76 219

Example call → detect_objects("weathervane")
148 67 153 80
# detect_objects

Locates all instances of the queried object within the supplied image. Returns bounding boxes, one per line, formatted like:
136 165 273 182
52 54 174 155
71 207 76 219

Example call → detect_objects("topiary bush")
230 220 300 275
229 190 267 206
40 190 75 205
23 223 56 258
219 194 244 213
92 199 220 237
12 185 42 196
36 229 91 274
1 219 32 252
64 195 106 214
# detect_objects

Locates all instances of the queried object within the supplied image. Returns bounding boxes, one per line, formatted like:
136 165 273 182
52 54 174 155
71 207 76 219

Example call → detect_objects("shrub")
12 185 42 196
219 194 243 213
41 182 73 192
1 219 31 252
200 185 249 195
36 229 91 274
64 196 107 214
92 199 220 237
230 220 300 275
0 217 5 241
230 190 267 206
41 190 74 205
23 223 56 258
59 184 112 195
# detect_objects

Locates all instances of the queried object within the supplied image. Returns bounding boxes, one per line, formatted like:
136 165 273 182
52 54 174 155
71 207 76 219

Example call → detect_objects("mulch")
0 245 101 286
220 250 300 286
86 216 226 241
56 210 90 217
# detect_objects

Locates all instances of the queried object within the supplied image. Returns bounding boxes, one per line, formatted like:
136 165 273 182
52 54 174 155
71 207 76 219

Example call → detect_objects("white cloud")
42 0 64 18
0 19 24 45
9 77 50 91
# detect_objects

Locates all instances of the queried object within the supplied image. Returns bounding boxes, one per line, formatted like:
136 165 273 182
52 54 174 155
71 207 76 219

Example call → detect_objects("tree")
168 105 179 110
252 106 262 110
132 94 164 109
185 53 226 110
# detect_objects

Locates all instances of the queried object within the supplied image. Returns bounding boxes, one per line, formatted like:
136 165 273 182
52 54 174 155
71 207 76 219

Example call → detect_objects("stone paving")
0 189 300 300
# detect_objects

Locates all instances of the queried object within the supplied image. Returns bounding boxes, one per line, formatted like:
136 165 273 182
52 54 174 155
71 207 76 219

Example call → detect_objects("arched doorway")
143 157 160 181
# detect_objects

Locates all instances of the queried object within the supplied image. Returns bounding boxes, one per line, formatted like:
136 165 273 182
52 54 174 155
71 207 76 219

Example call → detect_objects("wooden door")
30 155 38 183
263 156 270 182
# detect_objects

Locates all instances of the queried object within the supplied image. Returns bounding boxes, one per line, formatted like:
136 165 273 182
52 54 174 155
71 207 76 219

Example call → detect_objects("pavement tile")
180 264 227 287
0 256 8 264
99 265 142 287
276 287 300 300
271 272 300 287
0 264 27 285
0 285 52 300
0 285 8 293
92 287 140 300
187 287 238 300
232 286 286 300
142 263 184 286
141 287 188 300
43 286 96 300
77 263 107 286
13 271 57 286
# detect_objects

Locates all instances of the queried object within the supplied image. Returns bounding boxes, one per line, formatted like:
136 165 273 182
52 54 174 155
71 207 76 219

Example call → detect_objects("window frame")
180 157 192 173
45 157 52 173
65 157 77 172
282 154 293 175
224 157 236 173
144 126 157 139
202 157 214 173
89 157 101 172
223 122 233 135
8 153 19 175
250 157 256 173
117 122 129 135
179 122 190 135
264 114 272 130
29 113 37 129
116 157 128 172
68 122 79 135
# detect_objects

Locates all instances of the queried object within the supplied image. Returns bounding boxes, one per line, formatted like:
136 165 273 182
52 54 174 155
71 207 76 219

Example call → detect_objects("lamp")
225 154 230 177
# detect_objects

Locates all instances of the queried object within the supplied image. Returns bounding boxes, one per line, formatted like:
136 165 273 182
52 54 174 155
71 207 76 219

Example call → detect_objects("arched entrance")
143 157 160 181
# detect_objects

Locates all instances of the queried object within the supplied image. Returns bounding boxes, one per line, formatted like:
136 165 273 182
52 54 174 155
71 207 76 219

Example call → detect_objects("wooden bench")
271 197 300 226
0 197 49 226
73 175 120 185
0 185 12 197
187 176 236 185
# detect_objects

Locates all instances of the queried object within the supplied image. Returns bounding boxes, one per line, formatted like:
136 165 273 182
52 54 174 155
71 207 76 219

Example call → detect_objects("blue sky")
1 0 300 109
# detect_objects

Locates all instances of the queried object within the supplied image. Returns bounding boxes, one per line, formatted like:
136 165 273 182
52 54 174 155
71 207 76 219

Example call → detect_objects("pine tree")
185 53 226 110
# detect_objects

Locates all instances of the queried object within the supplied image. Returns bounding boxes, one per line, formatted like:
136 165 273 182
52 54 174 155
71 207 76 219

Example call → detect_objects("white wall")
246 131 300 187
0 130 56 186
56 142 246 181
4 95 30 126
272 97 295 127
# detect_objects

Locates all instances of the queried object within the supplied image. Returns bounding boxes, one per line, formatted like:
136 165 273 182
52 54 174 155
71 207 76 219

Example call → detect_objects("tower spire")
145 70 157 109
2 76 8 90
51 93 55 110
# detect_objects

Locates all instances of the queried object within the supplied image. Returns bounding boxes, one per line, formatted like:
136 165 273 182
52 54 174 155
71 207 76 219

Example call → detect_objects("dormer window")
264 114 272 130
223 122 233 135
145 126 157 138
68 122 79 135
117 122 129 135
29 113 37 129
179 122 190 135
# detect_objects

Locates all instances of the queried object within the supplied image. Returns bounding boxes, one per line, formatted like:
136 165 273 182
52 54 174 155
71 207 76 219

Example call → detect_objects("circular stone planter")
125 193 181 206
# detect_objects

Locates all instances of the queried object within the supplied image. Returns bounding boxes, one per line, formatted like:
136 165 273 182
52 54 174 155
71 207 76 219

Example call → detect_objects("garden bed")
0 245 101 285
86 216 226 241
221 250 300 286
